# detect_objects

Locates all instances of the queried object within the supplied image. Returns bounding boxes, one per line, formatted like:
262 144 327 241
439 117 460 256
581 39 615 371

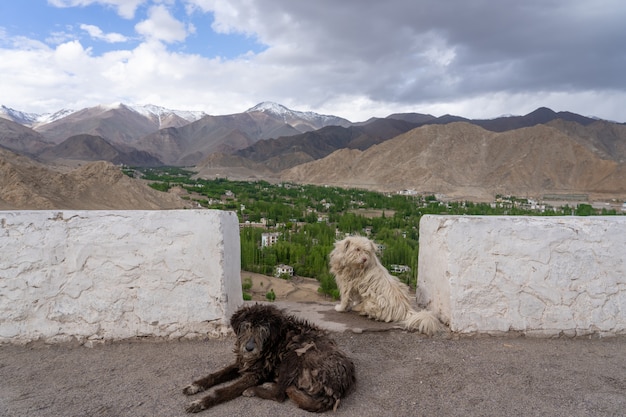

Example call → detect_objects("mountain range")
281 122 626 201
1 102 625 205
0 103 206 129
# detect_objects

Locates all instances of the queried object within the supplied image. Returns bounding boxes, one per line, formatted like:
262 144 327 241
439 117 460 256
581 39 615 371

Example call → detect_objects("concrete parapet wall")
0 210 242 345
417 215 626 336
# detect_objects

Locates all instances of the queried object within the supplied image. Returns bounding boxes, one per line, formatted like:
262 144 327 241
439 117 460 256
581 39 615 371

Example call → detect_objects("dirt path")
240 271 332 303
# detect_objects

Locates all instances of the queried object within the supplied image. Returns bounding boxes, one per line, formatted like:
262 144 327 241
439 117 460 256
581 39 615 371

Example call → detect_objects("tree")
575 204 594 216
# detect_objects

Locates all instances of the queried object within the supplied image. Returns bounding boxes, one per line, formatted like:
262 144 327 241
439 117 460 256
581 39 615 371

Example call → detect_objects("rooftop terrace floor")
1 301 624 417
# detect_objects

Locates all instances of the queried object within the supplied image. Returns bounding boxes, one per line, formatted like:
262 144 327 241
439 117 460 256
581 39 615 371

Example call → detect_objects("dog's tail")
402 309 443 335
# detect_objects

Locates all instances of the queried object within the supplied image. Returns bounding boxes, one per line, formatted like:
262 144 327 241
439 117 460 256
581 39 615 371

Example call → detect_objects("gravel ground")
1 302 625 417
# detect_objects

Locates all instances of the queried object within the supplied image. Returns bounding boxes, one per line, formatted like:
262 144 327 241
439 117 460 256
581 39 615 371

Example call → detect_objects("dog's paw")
185 399 206 413
242 387 256 397
182 383 203 396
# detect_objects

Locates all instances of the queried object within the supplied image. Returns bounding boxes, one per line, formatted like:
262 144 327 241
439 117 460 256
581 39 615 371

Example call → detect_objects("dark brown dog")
183 303 356 413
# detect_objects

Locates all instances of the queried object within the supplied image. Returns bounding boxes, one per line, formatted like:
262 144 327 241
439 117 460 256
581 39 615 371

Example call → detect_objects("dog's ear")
230 307 245 333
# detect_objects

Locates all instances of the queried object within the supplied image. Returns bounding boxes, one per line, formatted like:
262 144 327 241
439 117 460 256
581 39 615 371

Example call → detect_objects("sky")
1 0 625 122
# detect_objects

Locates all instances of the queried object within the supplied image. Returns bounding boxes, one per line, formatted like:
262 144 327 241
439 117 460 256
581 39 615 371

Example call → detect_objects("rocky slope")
280 122 626 201
0 148 186 210
38 134 163 167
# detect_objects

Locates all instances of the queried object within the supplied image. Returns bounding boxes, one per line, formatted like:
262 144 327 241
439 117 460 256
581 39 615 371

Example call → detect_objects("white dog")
329 236 442 335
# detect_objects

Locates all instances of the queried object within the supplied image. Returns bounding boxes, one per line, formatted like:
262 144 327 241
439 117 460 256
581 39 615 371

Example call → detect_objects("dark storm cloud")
234 0 626 104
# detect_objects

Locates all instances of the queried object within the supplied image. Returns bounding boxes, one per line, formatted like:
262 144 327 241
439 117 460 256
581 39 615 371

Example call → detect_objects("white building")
390 264 411 273
275 264 294 278
261 232 281 247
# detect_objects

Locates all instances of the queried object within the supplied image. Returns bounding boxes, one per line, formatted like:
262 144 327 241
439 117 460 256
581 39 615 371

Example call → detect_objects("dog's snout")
245 338 256 352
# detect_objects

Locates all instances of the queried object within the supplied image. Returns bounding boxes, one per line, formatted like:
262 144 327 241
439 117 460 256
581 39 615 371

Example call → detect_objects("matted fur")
182 304 356 413
330 236 443 335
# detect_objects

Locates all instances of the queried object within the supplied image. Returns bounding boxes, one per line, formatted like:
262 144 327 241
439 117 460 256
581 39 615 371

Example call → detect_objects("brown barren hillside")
133 111 302 166
0 118 52 156
280 122 626 201
0 149 187 210
194 152 279 181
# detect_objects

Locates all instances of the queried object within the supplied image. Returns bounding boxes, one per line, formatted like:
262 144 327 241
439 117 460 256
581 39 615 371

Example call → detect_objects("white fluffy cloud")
80 24 128 43
135 5 190 43
48 0 146 19
2 0 625 121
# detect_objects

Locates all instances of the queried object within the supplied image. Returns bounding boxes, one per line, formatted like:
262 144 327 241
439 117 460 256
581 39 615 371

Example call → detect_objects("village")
126 167 625 298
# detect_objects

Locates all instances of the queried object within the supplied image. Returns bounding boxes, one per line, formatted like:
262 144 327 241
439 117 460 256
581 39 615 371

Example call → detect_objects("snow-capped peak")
0 105 40 126
246 101 351 128
0 105 76 126
36 109 77 124
128 104 207 123
247 101 292 115
1 102 209 129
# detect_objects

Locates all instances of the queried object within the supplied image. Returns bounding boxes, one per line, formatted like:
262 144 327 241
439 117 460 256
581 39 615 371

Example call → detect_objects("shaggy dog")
182 304 356 413
330 235 442 335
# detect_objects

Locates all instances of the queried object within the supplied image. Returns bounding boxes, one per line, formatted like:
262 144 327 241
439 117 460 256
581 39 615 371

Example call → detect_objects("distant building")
261 232 281 247
275 264 294 278
390 264 411 273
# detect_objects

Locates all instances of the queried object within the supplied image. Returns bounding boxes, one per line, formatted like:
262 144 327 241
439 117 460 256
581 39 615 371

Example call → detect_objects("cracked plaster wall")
0 210 243 345
417 215 626 336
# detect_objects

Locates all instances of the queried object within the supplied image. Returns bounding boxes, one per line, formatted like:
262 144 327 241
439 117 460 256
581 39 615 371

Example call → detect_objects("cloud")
179 0 626 119
2 0 626 122
48 0 146 19
135 5 190 43
45 31 79 45
80 24 128 43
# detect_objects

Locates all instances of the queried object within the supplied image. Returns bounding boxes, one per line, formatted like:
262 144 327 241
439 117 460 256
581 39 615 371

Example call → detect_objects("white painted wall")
5 211 624 342
0 210 243 344
418 215 626 336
